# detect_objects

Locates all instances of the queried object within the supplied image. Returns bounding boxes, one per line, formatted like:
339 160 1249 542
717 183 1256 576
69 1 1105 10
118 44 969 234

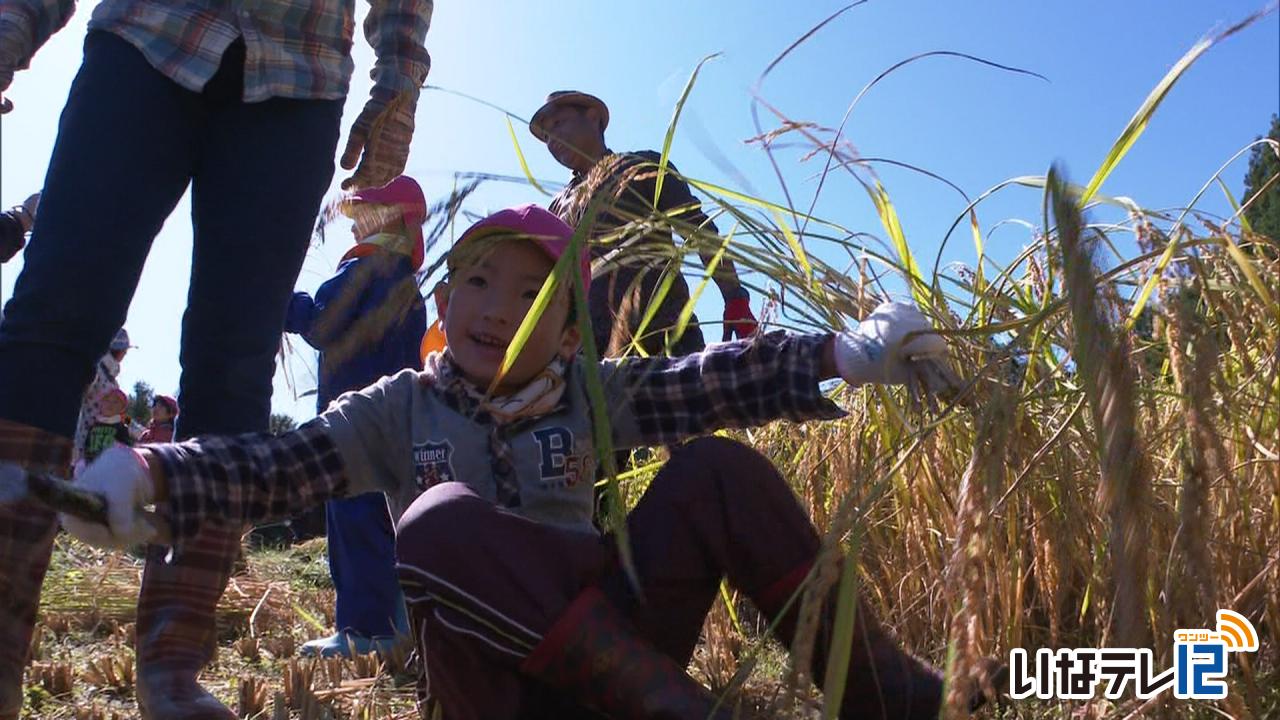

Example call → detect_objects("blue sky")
1 1 1277 422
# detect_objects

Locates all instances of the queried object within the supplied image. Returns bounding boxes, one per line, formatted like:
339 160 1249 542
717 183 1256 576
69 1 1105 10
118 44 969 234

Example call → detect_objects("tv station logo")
1009 609 1259 701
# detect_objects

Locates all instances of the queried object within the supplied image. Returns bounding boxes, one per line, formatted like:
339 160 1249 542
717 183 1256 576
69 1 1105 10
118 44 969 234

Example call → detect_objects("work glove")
20 192 40 223
0 228 21 262
1 211 26 262
2 192 39 262
0 23 27 114
835 301 952 387
721 290 759 341
8 191 40 230
340 85 417 190
60 446 158 549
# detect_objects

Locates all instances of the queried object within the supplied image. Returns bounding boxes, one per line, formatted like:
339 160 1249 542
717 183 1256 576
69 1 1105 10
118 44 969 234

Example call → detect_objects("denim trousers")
0 31 343 439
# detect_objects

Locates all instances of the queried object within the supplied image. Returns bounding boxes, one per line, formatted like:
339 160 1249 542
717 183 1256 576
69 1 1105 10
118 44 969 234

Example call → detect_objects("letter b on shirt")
533 427 572 481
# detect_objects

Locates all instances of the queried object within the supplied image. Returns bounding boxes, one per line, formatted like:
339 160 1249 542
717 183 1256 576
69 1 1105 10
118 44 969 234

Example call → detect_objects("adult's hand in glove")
0 23 27 114
12 191 40 231
721 292 759 341
60 446 158 549
834 301 950 387
21 192 40 219
0 54 16 114
340 85 417 190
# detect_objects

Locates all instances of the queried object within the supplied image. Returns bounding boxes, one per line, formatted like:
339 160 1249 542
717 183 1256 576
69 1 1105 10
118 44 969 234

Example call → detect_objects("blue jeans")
0 31 343 439
328 492 405 636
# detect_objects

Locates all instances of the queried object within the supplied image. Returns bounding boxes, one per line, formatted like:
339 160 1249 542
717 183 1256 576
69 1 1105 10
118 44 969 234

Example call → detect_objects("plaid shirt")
549 150 720 264
0 0 432 101
149 330 843 544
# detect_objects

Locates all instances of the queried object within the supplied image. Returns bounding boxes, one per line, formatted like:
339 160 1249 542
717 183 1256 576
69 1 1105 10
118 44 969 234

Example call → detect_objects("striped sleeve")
0 0 76 69
150 422 348 544
364 0 433 95
602 330 845 449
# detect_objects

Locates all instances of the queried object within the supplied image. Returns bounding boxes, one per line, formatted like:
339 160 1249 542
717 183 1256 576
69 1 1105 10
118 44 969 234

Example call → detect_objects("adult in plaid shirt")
0 2 432 718
60 206 995 719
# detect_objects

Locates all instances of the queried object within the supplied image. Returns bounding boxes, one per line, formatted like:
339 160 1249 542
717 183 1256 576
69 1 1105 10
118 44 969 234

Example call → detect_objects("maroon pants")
394 437 820 719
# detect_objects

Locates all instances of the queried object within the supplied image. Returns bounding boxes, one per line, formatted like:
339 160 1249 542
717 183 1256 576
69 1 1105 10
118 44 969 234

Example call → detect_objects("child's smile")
437 238 580 394
467 329 508 357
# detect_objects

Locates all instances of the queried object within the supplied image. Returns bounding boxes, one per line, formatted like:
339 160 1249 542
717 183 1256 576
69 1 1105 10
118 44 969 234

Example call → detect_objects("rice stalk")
943 381 1015 718
1050 167 1152 650
237 675 269 719
31 660 75 699
695 588 742 694
81 646 134 694
1161 278 1220 626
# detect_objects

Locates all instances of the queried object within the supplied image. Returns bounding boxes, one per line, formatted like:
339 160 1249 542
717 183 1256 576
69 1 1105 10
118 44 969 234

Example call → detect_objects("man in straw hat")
0 2 433 717
284 175 427 658
531 90 759 357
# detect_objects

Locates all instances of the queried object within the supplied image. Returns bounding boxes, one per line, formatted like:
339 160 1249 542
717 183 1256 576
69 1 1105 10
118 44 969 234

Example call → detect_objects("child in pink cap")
64 205 993 719
139 395 179 444
284 175 428 658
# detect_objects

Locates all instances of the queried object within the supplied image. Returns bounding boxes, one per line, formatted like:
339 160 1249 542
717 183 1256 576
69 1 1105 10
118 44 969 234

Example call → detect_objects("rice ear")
1052 166 1153 650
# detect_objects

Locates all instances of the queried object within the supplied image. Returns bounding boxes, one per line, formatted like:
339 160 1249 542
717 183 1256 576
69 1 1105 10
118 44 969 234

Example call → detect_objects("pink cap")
454 204 591 290
349 176 426 219
345 176 427 269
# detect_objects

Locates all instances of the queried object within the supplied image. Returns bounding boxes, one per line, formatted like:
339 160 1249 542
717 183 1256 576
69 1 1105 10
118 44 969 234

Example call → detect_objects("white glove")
835 301 948 386
11 192 39 232
60 446 157 549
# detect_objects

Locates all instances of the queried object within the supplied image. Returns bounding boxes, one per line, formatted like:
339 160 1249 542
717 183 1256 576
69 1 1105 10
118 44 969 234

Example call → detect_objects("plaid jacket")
150 331 844 544
549 150 720 265
0 0 432 101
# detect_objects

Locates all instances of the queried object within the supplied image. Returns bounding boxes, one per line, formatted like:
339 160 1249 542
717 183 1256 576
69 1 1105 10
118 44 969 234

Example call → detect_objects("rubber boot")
135 524 241 719
759 565 944 720
521 587 732 720
0 419 72 720
301 592 410 659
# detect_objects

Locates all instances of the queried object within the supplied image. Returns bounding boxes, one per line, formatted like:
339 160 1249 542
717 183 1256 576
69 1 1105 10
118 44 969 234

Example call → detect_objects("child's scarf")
424 350 568 507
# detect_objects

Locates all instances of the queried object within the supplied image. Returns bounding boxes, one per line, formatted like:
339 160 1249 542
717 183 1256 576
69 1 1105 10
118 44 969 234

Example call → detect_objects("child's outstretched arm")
601 301 948 449
285 258 370 350
61 369 420 551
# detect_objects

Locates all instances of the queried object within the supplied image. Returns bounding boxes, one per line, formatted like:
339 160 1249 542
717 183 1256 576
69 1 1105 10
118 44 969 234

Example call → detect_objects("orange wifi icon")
1216 610 1259 652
